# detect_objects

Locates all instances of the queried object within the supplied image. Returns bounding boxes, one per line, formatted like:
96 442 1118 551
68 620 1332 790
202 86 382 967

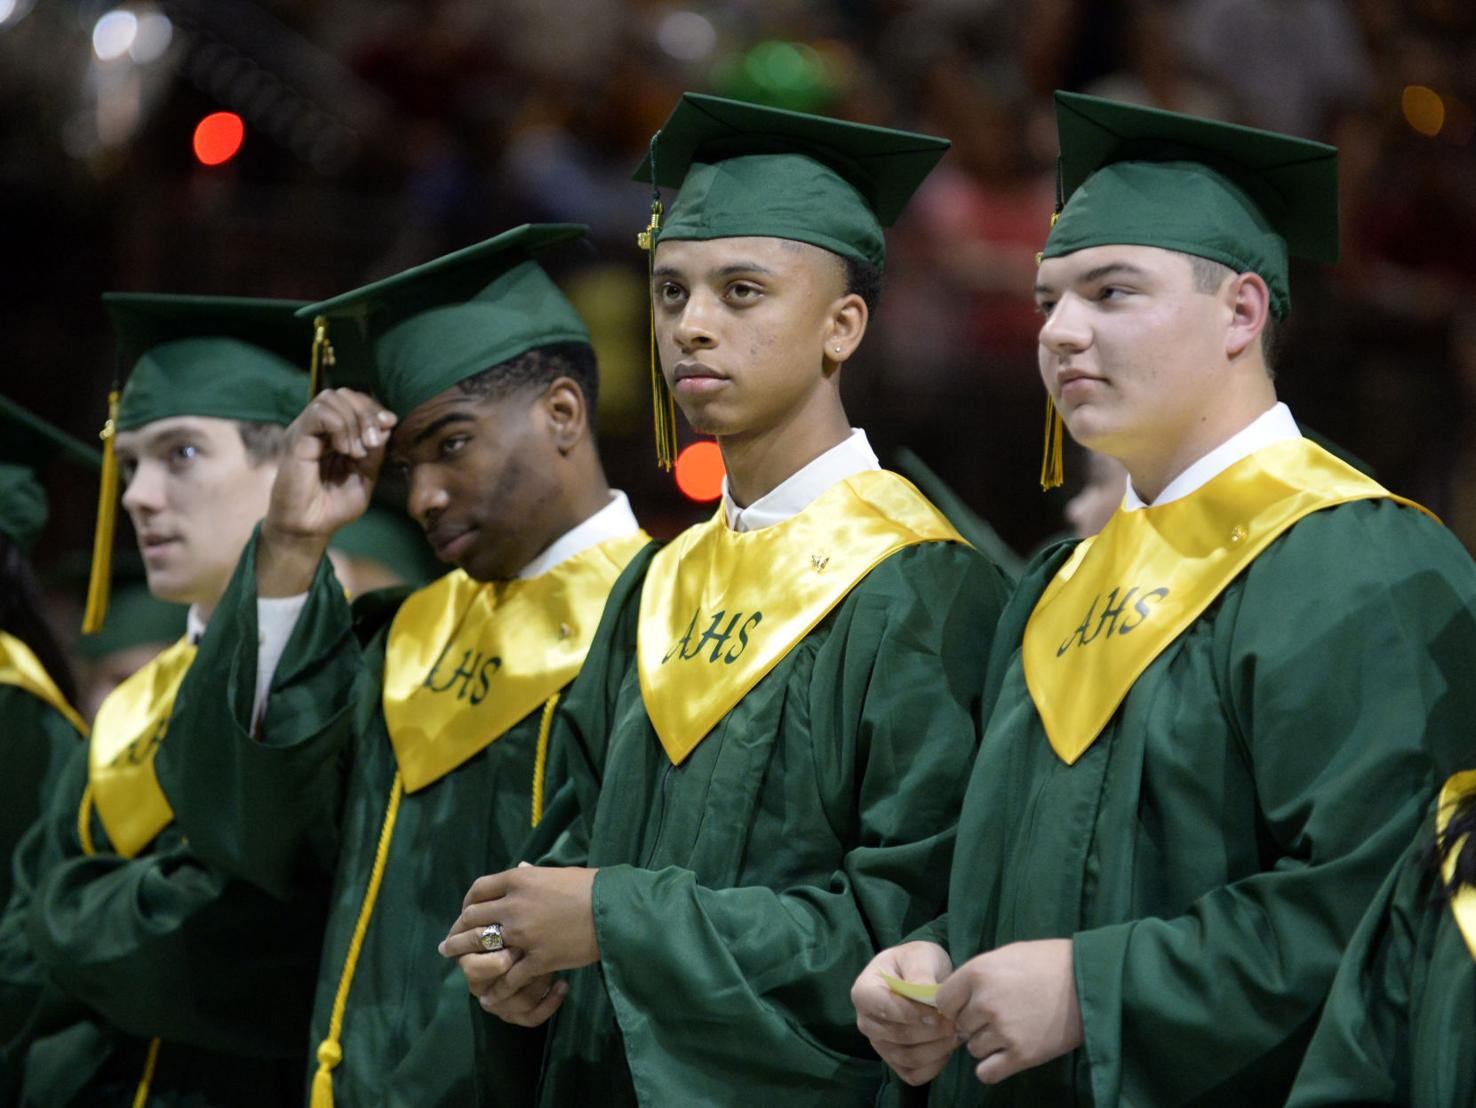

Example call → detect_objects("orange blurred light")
193 111 244 166
674 441 725 502
1401 85 1445 138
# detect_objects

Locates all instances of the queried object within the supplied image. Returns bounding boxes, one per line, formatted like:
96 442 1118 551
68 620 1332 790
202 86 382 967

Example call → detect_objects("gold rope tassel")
530 691 561 828
82 389 121 634
310 773 404 1108
131 1037 162 1108
1040 394 1065 491
637 200 678 470
309 315 335 398
77 785 97 857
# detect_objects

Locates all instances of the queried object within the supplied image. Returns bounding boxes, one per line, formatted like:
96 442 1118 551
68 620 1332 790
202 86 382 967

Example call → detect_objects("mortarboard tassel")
82 388 121 634
1040 393 1064 491
309 315 335 398
1038 164 1066 492
637 134 678 471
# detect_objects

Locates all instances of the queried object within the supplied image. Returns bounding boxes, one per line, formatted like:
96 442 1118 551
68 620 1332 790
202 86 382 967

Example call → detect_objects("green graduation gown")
155 528 644 1106
0 676 320 1106
0 683 83 914
1287 823 1476 1107
523 516 1010 1105
912 497 1476 1106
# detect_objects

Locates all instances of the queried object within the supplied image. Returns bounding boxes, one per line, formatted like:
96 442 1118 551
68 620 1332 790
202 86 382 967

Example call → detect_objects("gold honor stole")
1437 769 1476 962
88 635 196 859
1023 437 1429 766
382 532 649 794
637 470 965 766
0 630 87 737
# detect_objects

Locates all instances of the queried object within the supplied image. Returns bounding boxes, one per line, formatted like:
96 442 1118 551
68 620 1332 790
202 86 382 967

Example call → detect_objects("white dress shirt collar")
186 604 206 645
721 429 880 533
1122 402 1300 511
517 490 641 579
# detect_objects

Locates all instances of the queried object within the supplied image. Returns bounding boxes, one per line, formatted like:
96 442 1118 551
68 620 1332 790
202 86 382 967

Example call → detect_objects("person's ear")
1225 271 1270 362
541 378 587 455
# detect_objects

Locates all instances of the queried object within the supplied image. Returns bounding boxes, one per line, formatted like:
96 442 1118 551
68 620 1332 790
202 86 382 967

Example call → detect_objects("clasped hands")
850 938 1083 1087
439 863 600 1027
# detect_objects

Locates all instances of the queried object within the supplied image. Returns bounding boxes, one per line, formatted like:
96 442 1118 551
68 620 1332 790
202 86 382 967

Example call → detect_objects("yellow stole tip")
82 388 121 635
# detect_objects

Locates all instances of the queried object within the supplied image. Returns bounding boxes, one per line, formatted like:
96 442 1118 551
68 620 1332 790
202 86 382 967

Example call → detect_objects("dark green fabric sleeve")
22 746 319 1059
1073 503 1476 1105
0 689 81 917
593 544 1003 1101
155 525 367 900
1284 836 1423 1106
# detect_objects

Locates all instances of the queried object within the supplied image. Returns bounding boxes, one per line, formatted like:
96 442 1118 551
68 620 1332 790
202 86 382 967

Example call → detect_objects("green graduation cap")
85 294 312 632
297 224 593 418
0 395 101 552
102 293 311 432
634 92 950 269
1042 91 1340 320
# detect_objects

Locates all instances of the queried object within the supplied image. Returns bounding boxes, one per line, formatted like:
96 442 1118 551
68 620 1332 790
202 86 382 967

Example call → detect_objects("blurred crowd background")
3 0 1476 689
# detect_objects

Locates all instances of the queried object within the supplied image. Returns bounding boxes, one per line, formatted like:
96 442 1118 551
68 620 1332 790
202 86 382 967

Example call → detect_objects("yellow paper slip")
881 973 939 1007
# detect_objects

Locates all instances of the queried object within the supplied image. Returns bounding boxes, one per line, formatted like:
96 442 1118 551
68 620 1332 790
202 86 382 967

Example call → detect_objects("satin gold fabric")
1437 769 1476 962
88 634 195 858
0 630 87 736
1023 438 1422 766
382 532 649 794
637 470 963 766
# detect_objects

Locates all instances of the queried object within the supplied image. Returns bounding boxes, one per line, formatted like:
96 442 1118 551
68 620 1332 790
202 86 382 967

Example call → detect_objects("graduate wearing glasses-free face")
1033 243 1274 504
652 235 866 505
116 415 280 616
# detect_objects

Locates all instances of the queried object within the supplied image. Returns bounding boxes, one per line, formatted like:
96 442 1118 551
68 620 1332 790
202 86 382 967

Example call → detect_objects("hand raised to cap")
258 388 396 597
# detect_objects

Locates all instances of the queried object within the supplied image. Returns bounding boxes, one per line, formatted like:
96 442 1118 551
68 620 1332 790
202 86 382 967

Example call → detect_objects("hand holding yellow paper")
881 972 939 1007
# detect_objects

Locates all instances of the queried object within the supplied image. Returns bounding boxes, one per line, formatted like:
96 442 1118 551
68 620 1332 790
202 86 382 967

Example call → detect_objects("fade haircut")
236 420 288 464
455 341 600 418
841 255 883 315
1183 253 1281 377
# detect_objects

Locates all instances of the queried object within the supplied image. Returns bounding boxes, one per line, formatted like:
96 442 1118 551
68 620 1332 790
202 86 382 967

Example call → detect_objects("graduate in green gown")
852 92 1476 1106
439 94 1012 1106
0 399 95 915
151 224 649 1106
1287 770 1476 1107
0 296 323 1106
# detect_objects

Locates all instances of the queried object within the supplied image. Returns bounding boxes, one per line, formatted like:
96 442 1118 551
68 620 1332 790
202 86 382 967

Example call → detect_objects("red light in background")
193 112 244 166
674 441 725 502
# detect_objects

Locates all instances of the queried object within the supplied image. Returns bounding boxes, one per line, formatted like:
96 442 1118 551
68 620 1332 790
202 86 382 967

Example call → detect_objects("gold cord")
530 692 560 827
309 773 404 1108
82 389 121 634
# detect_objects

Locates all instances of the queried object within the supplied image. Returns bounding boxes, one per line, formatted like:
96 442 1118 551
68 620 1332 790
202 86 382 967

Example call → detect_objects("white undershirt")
721 428 880 533
1121 402 1301 511
250 490 641 729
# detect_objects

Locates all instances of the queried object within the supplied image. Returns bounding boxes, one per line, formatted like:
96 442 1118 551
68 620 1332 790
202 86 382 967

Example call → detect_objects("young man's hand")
439 863 600 1026
258 388 396 596
935 938 1083 1085
851 941 958 1086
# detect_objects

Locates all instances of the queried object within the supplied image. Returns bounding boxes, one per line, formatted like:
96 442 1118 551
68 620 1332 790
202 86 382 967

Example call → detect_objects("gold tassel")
530 691 560 828
82 389 121 634
131 1038 162 1108
310 773 403 1108
309 315 335 398
638 200 677 471
1040 394 1064 491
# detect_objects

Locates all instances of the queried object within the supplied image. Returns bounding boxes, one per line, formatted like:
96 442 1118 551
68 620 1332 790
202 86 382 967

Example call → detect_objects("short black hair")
1183 253 1280 377
455 341 599 418
842 255 884 316
236 420 288 464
